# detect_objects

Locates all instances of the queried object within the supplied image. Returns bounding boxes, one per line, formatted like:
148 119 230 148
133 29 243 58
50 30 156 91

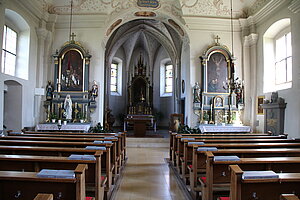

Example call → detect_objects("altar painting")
207 52 228 93
60 49 84 92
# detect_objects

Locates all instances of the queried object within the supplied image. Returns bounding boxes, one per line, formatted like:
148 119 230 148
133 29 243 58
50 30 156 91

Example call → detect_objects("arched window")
160 60 173 97
1 9 30 80
110 58 122 95
263 18 292 92
2 25 17 76
275 32 292 85
165 64 173 93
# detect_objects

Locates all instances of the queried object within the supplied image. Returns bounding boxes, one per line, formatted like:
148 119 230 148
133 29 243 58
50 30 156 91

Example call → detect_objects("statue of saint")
193 82 201 103
46 81 53 100
91 80 98 101
64 94 72 120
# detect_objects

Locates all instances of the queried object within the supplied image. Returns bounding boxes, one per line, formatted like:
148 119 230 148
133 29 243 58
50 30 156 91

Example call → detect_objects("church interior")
0 0 300 199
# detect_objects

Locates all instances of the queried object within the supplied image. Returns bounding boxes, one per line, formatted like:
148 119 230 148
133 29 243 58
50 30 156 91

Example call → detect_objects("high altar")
195 39 244 126
124 55 155 136
42 35 97 129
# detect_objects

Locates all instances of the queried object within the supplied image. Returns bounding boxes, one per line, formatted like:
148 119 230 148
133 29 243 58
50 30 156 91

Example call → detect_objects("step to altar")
126 137 169 148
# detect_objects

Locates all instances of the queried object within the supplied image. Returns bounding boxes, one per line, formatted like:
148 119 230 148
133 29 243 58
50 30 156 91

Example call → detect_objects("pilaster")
243 33 258 129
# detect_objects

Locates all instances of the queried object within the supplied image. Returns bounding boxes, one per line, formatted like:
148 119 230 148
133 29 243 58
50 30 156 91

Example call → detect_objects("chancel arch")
104 18 189 129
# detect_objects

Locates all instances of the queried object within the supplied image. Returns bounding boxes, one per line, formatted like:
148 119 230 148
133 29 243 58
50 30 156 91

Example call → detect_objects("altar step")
126 137 169 148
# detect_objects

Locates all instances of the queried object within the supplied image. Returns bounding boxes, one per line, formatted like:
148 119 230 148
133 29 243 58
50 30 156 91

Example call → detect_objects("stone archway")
104 18 189 128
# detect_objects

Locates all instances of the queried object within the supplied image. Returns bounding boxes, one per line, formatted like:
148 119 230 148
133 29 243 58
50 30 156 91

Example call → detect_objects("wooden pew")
190 147 300 195
170 131 276 163
178 138 296 179
0 164 87 200
33 193 54 200
11 131 127 169
20 130 127 163
0 145 113 199
229 165 300 200
0 139 116 177
281 194 300 200
0 153 104 200
7 132 125 173
171 133 285 167
202 153 300 200
2 135 122 177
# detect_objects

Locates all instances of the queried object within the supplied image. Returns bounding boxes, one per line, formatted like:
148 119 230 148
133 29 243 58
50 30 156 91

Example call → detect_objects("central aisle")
112 147 187 200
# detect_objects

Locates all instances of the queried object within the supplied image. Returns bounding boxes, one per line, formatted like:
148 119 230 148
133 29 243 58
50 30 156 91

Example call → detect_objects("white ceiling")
38 0 261 18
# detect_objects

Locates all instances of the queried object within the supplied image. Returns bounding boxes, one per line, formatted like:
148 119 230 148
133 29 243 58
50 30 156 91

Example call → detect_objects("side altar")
43 35 97 125
193 38 244 126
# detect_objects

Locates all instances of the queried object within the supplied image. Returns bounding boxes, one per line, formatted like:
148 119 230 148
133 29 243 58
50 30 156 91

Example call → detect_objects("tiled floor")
112 147 187 200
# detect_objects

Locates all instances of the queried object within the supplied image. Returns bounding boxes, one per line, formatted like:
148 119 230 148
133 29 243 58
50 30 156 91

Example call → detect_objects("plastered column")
243 34 258 130
35 28 50 124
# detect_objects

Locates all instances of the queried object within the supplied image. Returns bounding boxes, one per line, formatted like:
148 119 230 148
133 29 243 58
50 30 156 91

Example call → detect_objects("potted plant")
77 112 85 123
49 113 58 123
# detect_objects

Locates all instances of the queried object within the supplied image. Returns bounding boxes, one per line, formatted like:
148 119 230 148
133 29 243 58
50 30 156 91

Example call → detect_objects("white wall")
0 0 39 131
255 4 300 138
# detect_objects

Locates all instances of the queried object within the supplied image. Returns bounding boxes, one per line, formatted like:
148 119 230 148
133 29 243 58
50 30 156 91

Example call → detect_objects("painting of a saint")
207 52 228 93
60 50 83 91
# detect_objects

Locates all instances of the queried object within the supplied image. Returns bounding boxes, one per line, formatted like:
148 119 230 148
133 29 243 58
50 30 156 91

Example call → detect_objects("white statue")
64 94 72 120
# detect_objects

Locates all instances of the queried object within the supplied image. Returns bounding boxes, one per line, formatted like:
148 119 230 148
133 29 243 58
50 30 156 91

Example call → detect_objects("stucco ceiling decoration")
180 0 257 18
39 0 267 20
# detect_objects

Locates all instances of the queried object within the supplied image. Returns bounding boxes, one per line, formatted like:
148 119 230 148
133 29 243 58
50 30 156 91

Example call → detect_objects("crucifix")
215 35 220 44
70 32 76 41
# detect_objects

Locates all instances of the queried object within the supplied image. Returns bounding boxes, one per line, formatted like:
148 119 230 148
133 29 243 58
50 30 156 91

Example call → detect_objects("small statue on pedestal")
46 81 53 100
90 80 98 101
64 94 73 121
193 82 201 103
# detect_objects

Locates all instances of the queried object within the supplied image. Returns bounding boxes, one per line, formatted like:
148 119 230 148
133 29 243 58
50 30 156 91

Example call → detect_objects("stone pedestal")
262 102 286 135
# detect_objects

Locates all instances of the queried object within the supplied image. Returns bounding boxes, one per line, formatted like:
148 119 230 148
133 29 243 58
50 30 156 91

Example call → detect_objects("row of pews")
169 131 300 200
0 130 127 200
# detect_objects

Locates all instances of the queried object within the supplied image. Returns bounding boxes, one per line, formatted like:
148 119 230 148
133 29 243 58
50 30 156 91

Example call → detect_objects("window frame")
160 61 173 97
263 19 292 93
110 61 122 96
274 32 292 86
2 24 18 76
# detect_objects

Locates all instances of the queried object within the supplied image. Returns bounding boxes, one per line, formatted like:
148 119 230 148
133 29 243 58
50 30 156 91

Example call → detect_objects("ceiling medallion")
134 11 156 17
137 0 160 8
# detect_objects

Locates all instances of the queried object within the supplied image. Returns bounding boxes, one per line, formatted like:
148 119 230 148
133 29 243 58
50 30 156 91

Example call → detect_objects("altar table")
36 123 91 132
124 115 156 137
199 124 251 133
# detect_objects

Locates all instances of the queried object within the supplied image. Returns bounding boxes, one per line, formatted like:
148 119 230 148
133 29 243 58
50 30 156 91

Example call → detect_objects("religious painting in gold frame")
257 96 264 115
58 48 85 92
214 95 224 108
201 45 234 95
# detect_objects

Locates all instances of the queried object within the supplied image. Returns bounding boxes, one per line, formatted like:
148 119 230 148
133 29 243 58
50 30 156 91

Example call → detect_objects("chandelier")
64 0 79 88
